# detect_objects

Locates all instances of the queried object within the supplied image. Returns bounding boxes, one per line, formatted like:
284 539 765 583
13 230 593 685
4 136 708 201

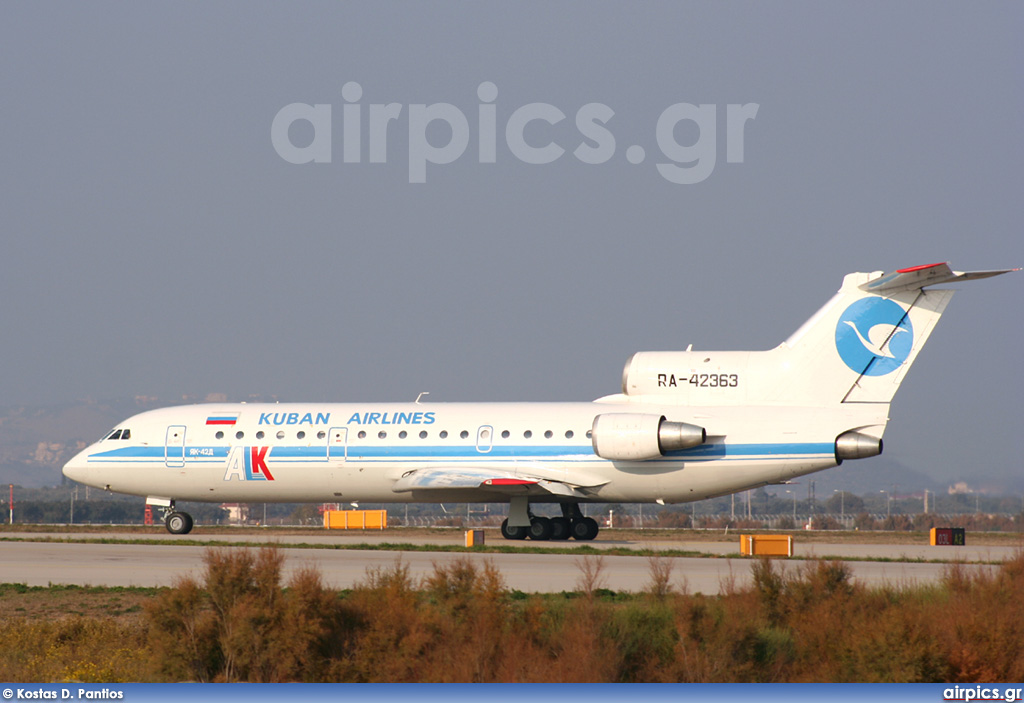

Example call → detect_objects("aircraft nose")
62 447 91 483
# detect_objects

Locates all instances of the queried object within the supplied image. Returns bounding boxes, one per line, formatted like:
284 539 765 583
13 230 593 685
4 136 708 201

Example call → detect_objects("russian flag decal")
206 414 239 426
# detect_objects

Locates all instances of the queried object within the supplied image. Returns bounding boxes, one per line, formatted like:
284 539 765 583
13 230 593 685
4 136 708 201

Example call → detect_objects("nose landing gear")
165 511 193 534
158 501 194 535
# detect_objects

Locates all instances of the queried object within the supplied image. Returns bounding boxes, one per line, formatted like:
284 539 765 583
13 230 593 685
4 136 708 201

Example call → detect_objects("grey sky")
1 3 1021 485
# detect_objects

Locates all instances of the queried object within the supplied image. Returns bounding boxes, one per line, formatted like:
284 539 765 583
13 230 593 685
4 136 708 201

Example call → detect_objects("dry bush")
146 546 349 682
670 589 766 682
12 547 1024 683
750 557 786 626
813 516 843 531
645 555 675 600
575 555 607 598
420 558 511 681
146 574 219 681
608 600 679 681
341 556 534 682
790 560 855 605
934 552 1024 681
854 513 876 530
335 558 433 682
540 590 620 681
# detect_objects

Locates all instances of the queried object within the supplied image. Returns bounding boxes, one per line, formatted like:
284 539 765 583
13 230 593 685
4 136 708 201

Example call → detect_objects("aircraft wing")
391 467 600 498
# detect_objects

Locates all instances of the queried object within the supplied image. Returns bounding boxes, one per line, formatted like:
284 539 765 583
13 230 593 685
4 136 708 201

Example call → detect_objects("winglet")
860 262 1019 293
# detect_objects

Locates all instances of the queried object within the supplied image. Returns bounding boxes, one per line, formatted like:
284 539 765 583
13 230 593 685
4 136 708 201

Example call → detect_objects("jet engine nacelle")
834 430 883 462
591 413 706 461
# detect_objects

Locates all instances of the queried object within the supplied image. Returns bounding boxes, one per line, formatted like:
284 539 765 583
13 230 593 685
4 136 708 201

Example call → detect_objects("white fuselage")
62 399 881 506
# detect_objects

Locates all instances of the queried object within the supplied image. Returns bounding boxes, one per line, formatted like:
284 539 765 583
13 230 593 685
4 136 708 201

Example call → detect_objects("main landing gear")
159 502 194 535
500 503 599 542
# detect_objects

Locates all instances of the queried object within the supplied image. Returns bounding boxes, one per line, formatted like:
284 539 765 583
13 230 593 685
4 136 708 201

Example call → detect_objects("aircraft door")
165 425 186 468
328 427 348 461
476 425 493 454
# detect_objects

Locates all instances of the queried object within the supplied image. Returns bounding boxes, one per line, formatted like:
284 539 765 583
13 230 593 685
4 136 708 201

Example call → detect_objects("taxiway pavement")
0 532 1006 594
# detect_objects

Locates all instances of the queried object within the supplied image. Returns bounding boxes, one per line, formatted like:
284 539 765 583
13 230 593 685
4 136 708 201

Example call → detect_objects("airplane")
62 262 1016 540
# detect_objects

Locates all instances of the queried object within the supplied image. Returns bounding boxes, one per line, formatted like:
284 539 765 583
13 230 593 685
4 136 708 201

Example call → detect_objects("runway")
0 531 1008 594
4 529 1020 561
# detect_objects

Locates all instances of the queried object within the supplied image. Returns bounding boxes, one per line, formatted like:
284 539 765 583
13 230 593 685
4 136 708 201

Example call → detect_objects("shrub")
146 547 349 682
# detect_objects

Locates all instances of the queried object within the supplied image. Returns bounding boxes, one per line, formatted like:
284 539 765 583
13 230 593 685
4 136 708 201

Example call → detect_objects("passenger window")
297 431 306 439
256 431 265 439
399 431 407 439
419 430 427 439
544 430 553 439
524 430 532 439
440 430 449 439
460 430 469 439
565 430 574 439
317 431 326 439
358 431 366 439
378 431 387 439
215 431 224 440
276 431 285 440
235 431 244 440
586 430 592 439
501 430 510 439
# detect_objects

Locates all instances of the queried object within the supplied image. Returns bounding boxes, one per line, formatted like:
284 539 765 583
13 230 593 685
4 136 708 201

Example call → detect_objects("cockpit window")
107 429 123 440
121 429 130 440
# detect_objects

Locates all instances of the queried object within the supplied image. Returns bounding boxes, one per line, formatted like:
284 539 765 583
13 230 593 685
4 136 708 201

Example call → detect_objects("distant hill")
765 455 1024 499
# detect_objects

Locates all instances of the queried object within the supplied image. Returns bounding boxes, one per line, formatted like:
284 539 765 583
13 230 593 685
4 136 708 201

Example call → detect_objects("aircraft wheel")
527 516 553 541
500 518 528 540
571 517 599 541
549 517 571 541
166 511 193 535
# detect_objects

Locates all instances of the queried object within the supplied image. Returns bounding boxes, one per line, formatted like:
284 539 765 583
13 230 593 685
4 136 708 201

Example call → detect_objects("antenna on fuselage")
415 391 430 404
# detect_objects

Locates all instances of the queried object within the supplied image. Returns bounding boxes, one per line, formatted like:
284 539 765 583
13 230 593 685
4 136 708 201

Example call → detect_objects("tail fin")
616 263 1016 408
778 263 1016 405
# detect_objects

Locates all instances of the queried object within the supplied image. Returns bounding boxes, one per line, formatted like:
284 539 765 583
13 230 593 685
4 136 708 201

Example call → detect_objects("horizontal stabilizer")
860 262 1019 293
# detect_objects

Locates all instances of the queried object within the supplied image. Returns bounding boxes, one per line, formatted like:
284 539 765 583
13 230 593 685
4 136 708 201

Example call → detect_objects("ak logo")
223 446 275 481
835 297 913 376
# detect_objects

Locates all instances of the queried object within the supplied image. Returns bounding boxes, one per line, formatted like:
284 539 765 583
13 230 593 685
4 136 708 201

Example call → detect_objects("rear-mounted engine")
591 413 706 461
834 430 883 462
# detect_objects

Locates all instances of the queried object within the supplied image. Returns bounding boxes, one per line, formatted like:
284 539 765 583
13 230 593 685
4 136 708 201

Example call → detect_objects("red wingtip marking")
484 478 539 486
897 262 946 273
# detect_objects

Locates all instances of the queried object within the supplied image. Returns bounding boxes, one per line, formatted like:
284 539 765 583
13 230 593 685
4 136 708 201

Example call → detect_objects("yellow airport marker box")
323 509 387 530
465 529 485 547
740 534 794 557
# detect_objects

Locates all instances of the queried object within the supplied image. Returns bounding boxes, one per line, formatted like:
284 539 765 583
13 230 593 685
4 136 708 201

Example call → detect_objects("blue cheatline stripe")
91 447 166 458
666 442 835 458
88 442 835 463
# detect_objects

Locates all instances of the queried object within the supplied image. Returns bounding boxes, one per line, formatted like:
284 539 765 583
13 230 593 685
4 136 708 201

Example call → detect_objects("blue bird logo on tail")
835 298 914 375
